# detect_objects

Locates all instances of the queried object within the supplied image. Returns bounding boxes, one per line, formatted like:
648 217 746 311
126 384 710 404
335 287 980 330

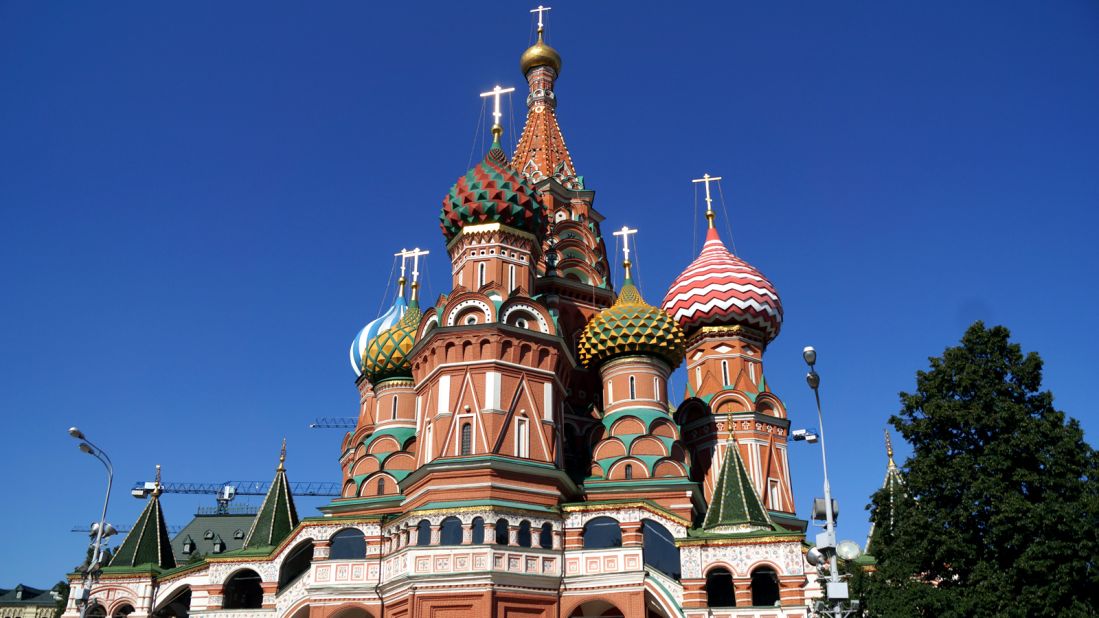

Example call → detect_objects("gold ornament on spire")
278 438 287 470
885 429 895 466
153 464 163 497
521 6 562 75
692 173 724 229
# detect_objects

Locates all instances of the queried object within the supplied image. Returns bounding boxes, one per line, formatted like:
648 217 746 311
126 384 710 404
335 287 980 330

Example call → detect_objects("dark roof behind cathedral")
171 507 257 560
0 585 60 606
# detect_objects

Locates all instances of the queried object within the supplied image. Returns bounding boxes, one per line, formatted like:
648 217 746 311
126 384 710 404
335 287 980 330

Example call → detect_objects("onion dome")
662 227 783 342
441 139 546 242
362 299 422 383
349 295 408 376
520 28 562 76
579 278 686 370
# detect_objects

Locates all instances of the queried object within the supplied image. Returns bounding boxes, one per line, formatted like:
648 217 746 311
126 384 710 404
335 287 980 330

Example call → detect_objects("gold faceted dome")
362 302 422 383
520 30 562 76
578 280 686 370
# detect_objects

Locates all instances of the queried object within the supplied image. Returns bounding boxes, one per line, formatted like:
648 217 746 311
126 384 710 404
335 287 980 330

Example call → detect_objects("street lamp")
68 427 115 618
801 348 860 618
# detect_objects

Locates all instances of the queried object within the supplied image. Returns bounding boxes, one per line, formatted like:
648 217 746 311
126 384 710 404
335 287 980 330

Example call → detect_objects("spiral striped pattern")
661 228 783 342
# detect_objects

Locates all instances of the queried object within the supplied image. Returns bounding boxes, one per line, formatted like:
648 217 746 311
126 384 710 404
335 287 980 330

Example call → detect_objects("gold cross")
530 5 552 30
480 85 517 140
691 173 724 227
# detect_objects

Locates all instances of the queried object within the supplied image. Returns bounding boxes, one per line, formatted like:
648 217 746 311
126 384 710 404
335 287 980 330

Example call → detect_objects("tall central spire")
513 12 580 190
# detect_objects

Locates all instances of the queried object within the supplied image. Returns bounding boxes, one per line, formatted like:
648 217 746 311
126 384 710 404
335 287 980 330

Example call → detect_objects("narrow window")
495 519 509 545
695 366 702 388
607 382 614 404
654 377 661 402
721 360 729 386
460 423 472 455
376 477 385 496
749 361 756 383
629 375 636 400
624 464 634 480
517 417 529 458
769 479 781 509
509 264 516 291
424 424 434 463
391 396 398 420
478 262 486 287
458 270 463 286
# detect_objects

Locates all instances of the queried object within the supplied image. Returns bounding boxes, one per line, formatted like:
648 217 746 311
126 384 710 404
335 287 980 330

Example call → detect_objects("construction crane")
309 417 357 429
132 480 340 499
71 524 182 534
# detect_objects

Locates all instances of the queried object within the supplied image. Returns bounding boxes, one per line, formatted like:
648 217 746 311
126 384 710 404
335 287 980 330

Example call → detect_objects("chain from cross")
480 85 516 138
530 5 552 30
691 173 724 216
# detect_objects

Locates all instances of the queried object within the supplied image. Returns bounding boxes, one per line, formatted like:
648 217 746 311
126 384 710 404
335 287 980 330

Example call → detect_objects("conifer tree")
862 322 1097 617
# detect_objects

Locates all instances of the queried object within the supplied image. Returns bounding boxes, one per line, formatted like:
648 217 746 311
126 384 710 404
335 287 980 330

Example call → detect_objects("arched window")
516 417 529 458
471 517 485 544
440 517 462 545
654 377 660 401
582 516 622 549
494 519 509 545
539 523 553 549
222 569 263 609
517 521 532 548
329 528 366 559
706 567 735 607
624 464 634 480
641 520 680 580
629 375 636 399
111 605 134 618
86 606 106 618
391 396 398 419
478 262 486 287
509 264 516 291
376 477 386 496
277 541 314 590
695 366 702 387
416 519 432 546
751 566 780 607
721 360 730 386
460 423 472 455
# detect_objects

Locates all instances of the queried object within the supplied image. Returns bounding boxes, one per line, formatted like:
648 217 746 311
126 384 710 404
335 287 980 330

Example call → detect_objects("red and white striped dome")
661 228 783 342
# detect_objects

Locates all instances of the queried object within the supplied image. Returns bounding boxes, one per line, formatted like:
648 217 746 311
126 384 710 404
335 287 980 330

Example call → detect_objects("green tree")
862 322 1097 617
52 580 70 618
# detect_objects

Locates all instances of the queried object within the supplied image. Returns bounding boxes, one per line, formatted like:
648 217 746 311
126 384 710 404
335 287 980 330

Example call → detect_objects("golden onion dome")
578 278 686 370
362 300 422 383
520 29 562 76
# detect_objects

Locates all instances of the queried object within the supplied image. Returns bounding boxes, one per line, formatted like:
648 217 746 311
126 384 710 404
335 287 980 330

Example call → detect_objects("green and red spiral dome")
441 142 547 242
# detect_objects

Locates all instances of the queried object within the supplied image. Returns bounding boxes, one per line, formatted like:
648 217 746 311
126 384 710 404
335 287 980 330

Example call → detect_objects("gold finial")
396 248 430 303
725 412 735 445
278 438 287 470
612 225 638 282
692 173 724 229
884 429 895 465
479 85 516 144
153 464 163 497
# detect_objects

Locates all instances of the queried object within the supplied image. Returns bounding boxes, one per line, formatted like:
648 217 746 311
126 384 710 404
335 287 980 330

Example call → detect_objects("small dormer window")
234 529 245 539
204 530 214 540
212 538 225 553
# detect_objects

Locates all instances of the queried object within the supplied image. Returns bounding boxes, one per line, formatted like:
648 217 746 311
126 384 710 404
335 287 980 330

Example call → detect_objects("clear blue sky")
2 1 1097 586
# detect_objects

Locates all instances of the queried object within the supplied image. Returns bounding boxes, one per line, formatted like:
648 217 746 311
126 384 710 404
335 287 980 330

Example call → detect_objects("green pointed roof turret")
703 434 775 533
243 440 299 549
866 429 907 553
109 465 176 570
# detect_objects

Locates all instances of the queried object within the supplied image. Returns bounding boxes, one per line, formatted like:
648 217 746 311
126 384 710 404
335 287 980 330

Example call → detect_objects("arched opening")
86 605 106 618
567 600 624 617
750 566 780 607
278 540 314 590
641 519 680 579
329 528 366 560
222 569 263 609
706 567 735 607
539 523 553 549
582 516 622 549
439 517 462 545
329 606 374 618
494 518 509 545
416 520 431 546
624 463 634 480
471 517 485 544
517 520 532 548
153 587 191 618
111 604 134 618
376 476 386 496
629 375 636 399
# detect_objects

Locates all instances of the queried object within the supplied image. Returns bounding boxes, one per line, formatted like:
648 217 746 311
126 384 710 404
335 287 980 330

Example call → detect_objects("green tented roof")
702 439 774 533
243 460 298 550
109 490 175 571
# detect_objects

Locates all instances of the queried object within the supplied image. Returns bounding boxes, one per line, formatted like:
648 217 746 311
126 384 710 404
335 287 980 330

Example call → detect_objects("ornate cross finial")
278 438 287 470
530 5 552 31
612 225 638 280
153 464 163 496
396 247 430 301
692 173 724 228
885 429 895 465
394 248 410 297
725 412 735 445
480 85 516 141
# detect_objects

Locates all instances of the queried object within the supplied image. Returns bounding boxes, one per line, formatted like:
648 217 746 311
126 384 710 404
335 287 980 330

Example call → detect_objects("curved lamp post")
69 427 115 618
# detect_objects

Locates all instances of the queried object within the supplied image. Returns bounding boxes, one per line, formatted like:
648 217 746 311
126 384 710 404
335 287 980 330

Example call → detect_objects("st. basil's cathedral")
66 13 820 618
